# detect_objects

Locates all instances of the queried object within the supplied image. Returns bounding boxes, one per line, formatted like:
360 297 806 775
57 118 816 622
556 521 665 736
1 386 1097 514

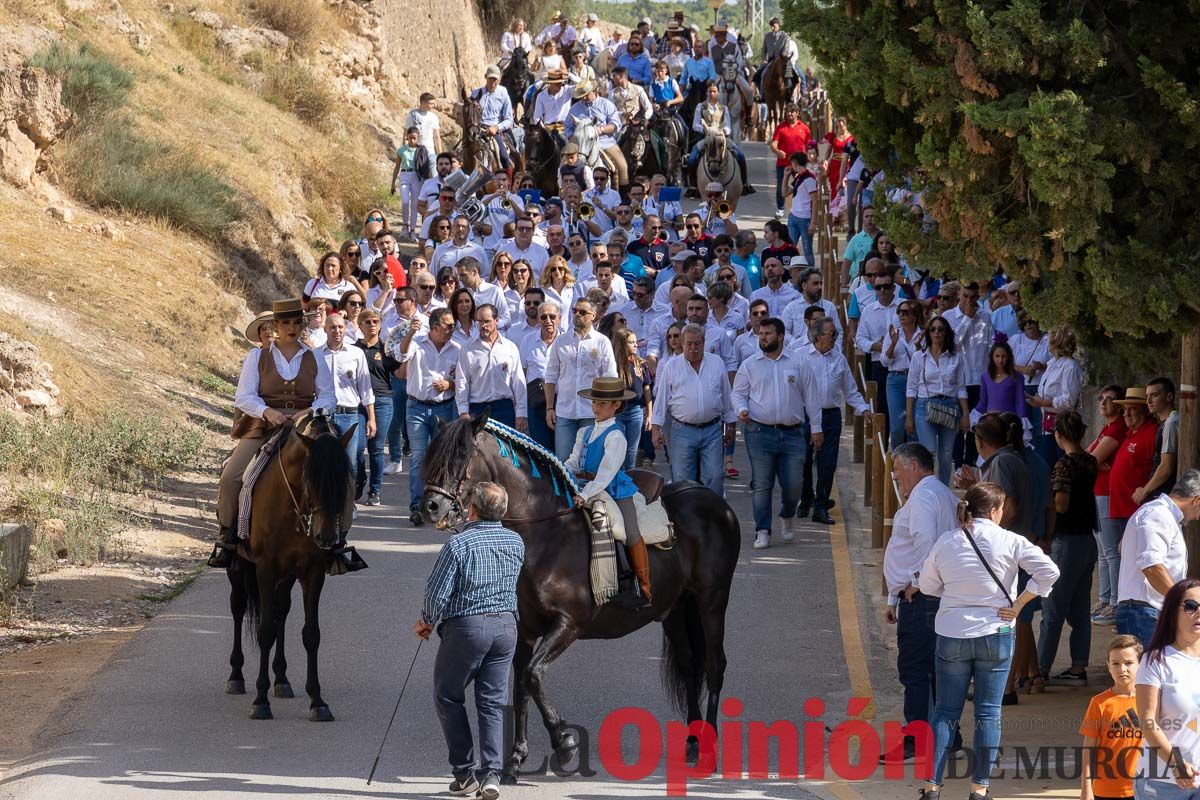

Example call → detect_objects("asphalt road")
1 142 876 800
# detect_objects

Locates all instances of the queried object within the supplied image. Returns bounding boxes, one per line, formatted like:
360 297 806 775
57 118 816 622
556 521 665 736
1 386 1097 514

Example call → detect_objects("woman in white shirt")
881 299 924 449
1009 315 1049 429
919 482 1059 800
540 255 576 329
337 290 366 344
506 259 536 322
448 288 478 346
534 40 565 80
905 317 971 485
304 252 355 303
500 18 533 68
1135 577 1200 799
1028 325 1085 466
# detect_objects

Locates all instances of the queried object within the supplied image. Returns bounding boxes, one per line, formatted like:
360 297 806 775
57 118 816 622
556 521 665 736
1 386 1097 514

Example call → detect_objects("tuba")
447 166 492 224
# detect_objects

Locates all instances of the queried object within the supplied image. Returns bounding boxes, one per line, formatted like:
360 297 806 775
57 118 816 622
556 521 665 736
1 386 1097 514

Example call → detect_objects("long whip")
366 638 424 785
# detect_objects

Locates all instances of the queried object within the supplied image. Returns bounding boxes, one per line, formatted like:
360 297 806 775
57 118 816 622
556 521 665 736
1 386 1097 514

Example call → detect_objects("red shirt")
1089 416 1128 497
1108 419 1157 518
771 121 812 167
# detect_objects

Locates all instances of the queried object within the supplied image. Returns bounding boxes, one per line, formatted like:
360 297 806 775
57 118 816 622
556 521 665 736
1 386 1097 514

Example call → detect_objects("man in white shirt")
507 286 544 347
431 217 487 275
782 266 842 341
535 11 577 48
318 313 376 493
544 297 618 460
646 285 693 372
480 171 524 258
417 152 456 218
395 308 460 525
941 281 993 466
854 274 902 423
618 276 661 359
405 92 443 154
578 13 605 58
650 323 737 495
532 70 572 134
750 257 799 317
497 217 550 278
1115 470 1200 646
686 292 737 377
520 299 560 450
454 304 527 430
733 317 822 549
566 232 593 282
802 317 872 524
457 256 510 330
881 442 960 762
582 167 622 233
577 261 629 305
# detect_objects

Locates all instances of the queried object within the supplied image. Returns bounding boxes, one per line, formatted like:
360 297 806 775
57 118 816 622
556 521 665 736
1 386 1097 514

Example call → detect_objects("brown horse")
225 411 355 722
762 56 789 133
458 86 523 177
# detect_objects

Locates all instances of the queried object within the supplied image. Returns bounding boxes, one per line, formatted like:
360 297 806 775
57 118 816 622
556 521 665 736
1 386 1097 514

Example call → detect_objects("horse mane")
483 419 579 498
423 416 478 488
302 422 350 523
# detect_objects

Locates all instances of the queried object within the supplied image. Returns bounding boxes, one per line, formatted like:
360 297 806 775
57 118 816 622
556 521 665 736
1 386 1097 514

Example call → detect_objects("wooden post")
871 416 887 547
1180 331 1200 576
863 380 877 498
851 361 866 464
883 446 899 548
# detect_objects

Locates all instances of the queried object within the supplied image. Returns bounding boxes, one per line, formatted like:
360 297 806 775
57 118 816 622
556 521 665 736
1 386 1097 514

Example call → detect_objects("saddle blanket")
584 491 672 607
592 491 672 545
235 426 290 541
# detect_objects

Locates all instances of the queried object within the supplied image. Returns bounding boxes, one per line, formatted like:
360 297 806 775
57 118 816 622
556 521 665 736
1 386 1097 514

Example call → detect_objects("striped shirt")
420 521 525 625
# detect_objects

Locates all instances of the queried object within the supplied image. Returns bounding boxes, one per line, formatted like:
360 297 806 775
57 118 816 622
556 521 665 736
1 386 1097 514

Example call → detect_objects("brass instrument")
632 206 644 218
715 200 733 219
500 196 513 210
578 202 595 220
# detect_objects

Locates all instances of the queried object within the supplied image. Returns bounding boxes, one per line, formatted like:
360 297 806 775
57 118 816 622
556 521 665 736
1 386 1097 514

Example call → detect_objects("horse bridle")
276 415 340 543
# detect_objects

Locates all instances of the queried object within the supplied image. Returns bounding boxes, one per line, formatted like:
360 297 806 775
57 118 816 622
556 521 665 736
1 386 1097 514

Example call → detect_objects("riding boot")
207 525 238 569
739 159 756 194
626 538 653 606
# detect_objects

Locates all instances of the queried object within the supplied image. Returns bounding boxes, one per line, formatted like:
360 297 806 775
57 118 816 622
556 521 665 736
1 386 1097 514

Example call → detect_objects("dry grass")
247 0 332 46
261 57 336 126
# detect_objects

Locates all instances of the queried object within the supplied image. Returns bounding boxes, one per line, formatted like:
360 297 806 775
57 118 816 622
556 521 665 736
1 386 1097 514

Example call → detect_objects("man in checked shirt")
414 482 524 800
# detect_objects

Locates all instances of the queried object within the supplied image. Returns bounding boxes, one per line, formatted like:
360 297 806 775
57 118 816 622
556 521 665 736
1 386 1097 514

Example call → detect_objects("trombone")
705 199 734 231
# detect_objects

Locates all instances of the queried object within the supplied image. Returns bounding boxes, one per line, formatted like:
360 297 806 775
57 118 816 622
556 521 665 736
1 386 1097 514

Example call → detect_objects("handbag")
962 526 1013 607
921 356 961 429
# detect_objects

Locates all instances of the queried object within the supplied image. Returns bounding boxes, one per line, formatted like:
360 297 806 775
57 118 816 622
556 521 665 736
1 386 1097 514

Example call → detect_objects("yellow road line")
828 481 875 720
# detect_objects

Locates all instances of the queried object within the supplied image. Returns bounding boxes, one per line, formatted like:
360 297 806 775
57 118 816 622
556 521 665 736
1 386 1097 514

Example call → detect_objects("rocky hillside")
0 0 500 414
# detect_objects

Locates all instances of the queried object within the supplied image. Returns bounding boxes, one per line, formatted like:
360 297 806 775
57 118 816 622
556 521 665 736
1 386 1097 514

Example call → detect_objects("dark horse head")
458 86 487 173
523 123 562 196
501 47 532 113
419 409 493 529
288 411 355 549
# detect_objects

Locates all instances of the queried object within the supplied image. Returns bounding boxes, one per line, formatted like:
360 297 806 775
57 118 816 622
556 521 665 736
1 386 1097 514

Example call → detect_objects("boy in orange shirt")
1079 635 1144 800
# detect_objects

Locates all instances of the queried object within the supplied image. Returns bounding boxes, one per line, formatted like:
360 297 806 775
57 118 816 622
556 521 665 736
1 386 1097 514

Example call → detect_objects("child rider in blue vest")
566 376 653 605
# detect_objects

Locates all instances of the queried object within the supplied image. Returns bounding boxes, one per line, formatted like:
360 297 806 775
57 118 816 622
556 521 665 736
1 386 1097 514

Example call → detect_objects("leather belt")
674 417 718 428
335 405 360 414
1117 599 1155 609
750 420 803 430
411 397 453 406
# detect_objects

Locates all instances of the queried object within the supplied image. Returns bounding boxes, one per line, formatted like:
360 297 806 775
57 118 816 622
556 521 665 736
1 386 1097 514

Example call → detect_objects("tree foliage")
784 0 1200 370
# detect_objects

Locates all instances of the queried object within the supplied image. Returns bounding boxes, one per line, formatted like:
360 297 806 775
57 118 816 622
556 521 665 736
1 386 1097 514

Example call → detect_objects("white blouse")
501 31 533 57
1010 332 1050 388
1036 355 1084 412
905 349 968 400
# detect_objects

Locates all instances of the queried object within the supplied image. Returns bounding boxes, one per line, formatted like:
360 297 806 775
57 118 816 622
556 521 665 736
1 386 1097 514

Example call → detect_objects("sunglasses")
436 224 451 229
417 285 435 291
367 215 384 222
440 278 457 284
632 291 649 298
346 300 364 307
750 310 768 317
864 272 882 278
573 308 593 315
539 314 560 320
513 267 530 273
517 227 534 233
1183 599 1200 615
719 274 735 280
876 284 895 290
930 326 949 334
706 193 722 198
346 250 360 257
686 224 701 230
898 308 914 315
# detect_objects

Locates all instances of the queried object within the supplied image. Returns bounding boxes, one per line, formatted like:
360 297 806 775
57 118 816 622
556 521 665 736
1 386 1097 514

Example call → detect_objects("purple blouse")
975 372 1026 417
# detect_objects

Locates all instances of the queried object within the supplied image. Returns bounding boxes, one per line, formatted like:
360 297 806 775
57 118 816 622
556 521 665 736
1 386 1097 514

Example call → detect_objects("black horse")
523 123 562 198
501 47 534 119
679 80 709 153
420 414 741 777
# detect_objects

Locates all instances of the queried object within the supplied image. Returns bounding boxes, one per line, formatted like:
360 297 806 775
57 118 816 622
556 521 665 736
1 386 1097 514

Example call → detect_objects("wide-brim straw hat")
272 298 305 320
573 80 594 99
578 376 636 402
544 69 568 84
1115 387 1149 406
245 311 276 343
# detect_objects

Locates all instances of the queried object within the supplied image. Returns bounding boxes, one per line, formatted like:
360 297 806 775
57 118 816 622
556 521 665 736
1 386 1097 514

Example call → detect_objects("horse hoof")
500 771 518 786
553 731 578 761
310 705 334 722
685 738 700 765
249 704 273 720
273 683 294 699
226 679 246 695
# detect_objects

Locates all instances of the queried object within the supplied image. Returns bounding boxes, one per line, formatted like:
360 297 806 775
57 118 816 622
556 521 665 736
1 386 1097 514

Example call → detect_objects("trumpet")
715 200 733 219
500 196 513 210
631 206 644 218
578 202 595 220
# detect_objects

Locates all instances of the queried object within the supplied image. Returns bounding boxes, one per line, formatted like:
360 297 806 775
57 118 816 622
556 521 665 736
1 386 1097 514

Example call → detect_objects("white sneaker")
780 518 796 542
753 531 770 549
383 462 403 475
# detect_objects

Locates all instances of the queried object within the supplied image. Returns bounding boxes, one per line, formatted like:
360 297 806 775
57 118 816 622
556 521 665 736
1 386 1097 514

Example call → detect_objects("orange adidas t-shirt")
1079 689 1142 799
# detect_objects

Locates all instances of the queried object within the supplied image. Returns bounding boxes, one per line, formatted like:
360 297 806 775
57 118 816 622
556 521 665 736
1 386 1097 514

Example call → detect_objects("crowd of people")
209 11 1200 800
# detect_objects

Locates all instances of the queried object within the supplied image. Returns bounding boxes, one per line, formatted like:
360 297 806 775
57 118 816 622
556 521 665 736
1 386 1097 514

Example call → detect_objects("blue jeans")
434 613 518 779
667 419 724 496
1095 498 1124 606
469 398 516 428
407 398 457 511
930 631 1014 787
525 381 553 452
787 214 813 267
554 416 593 463
1135 776 1200 800
617 404 645 471
802 408 842 511
774 164 786 211
332 410 362 483
388 376 409 463
359 399 392 495
914 397 957 485
1037 534 1096 675
887 371 910 449
744 422 805 533
1115 603 1159 649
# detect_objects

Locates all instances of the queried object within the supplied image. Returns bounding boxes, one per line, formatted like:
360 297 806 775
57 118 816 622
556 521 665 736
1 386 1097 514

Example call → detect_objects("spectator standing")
318 312 376 495
918 482 1059 800
354 310 400 507
783 151 818 268
1137 377 1180 504
390 126 432 241
611 329 653 470
880 298 924 448
1115 471 1199 646
1108 388 1159 602
1134 577 1200 799
768 104 812 218
519 300 561 451
839 205 880 284
1077 635 1143 800
1028 326 1085 466
1088 385 1128 626
1036 411 1098 686
455 304 527 430
750 257 799 318
415 482 523 800
974 342 1026 420
732 317 822 549
906 317 971 485
650 323 737 495
854 272 902 423
544 298 618 461
1009 316 1050 434
880 443 960 764
941 282 993 468
783 266 843 340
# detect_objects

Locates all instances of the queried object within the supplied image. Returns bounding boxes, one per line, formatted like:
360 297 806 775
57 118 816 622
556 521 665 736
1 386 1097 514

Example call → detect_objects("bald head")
669 285 692 318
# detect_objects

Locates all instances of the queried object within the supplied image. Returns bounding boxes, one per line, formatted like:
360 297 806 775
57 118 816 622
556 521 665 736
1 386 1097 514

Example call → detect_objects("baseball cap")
563 143 580 155
485 65 501 78
587 12 598 21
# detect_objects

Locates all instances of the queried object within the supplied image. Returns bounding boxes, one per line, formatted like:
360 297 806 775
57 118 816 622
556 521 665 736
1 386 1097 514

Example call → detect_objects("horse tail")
242 561 261 649
304 429 351 529
660 592 706 713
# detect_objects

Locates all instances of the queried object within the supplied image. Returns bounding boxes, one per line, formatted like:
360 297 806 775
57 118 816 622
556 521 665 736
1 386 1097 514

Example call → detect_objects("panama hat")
544 69 568 84
1115 387 1150 406
573 80 594 99
272 298 305 320
244 311 276 343
550 10 563 20
578 376 636 402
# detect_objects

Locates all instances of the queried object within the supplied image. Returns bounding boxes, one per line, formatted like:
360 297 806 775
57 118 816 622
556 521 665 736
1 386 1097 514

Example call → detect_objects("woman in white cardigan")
918 482 1060 800
1027 325 1085 466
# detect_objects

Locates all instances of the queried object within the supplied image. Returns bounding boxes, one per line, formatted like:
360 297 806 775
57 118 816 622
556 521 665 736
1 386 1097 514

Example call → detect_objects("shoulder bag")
962 525 1013 607
921 354 961 429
